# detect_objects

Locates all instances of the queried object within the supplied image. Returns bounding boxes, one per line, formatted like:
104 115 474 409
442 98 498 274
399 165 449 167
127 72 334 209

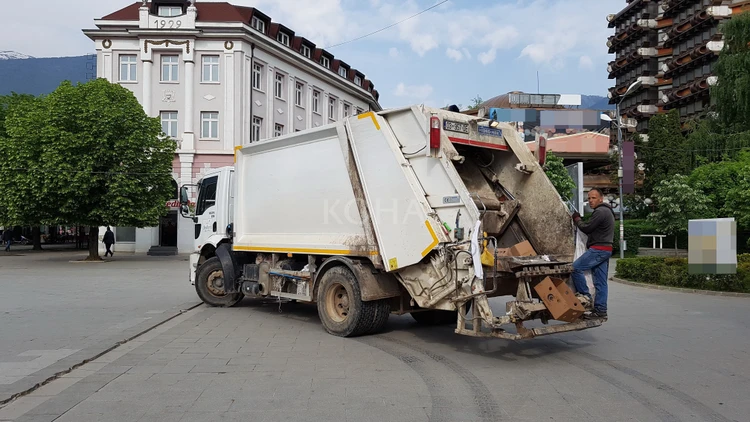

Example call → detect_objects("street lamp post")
602 80 642 259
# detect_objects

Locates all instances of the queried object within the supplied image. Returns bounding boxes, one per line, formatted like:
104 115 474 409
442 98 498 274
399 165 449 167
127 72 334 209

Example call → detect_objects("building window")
158 6 182 17
115 227 136 242
301 45 311 58
321 56 330 69
252 116 262 142
201 56 219 82
329 97 337 121
274 72 285 99
119 55 137 82
355 108 363 116
277 32 290 47
161 55 179 82
338 67 348 78
251 16 266 33
343 103 351 117
201 112 219 139
274 123 284 137
160 111 178 138
252 62 263 90
354 76 362 86
312 90 320 114
295 82 304 107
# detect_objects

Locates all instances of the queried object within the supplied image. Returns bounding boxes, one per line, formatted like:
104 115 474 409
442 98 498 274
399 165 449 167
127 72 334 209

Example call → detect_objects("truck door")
195 175 219 245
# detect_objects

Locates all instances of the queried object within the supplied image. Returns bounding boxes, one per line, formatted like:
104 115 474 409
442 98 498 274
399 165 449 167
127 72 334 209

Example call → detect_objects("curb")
610 277 750 298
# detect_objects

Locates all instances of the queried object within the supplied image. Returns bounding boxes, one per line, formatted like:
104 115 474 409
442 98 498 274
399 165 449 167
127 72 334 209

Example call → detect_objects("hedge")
615 255 750 293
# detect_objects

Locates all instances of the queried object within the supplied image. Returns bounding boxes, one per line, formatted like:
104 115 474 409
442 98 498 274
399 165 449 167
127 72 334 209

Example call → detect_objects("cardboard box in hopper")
509 240 536 257
486 241 536 258
533 276 584 322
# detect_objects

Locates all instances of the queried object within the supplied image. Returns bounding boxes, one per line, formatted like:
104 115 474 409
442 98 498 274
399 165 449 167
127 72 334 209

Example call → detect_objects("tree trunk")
87 226 101 261
32 226 42 250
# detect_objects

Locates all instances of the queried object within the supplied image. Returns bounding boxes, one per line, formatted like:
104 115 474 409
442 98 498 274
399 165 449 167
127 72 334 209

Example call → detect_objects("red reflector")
430 116 440 149
538 137 547 166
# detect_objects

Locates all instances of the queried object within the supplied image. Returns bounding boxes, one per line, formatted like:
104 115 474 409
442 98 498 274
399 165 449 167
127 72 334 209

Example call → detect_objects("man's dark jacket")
103 230 115 246
575 204 615 249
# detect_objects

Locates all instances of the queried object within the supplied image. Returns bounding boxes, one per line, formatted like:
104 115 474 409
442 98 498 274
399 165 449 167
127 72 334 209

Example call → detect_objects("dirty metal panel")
346 112 443 271
490 131 576 256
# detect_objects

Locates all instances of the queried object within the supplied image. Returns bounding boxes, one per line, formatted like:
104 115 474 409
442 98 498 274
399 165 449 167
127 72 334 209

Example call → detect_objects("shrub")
615 254 750 293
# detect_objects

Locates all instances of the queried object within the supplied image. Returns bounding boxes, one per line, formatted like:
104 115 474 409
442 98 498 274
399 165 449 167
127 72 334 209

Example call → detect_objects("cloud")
394 83 434 99
579 55 594 70
388 47 400 58
446 48 463 62
478 49 497 65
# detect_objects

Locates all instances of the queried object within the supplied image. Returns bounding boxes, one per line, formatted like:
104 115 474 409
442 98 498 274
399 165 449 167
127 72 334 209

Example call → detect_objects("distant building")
464 91 615 198
607 0 750 133
83 0 380 254
465 92 610 142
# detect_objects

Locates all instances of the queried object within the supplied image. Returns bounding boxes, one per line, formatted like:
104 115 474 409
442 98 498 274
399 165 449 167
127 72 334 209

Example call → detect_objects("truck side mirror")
180 186 189 206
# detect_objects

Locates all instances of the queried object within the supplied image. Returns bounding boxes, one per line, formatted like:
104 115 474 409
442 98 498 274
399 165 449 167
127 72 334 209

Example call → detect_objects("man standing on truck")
571 188 615 319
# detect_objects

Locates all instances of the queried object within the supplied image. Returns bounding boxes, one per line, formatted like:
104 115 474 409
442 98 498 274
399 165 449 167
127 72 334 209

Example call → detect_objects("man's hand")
571 212 581 222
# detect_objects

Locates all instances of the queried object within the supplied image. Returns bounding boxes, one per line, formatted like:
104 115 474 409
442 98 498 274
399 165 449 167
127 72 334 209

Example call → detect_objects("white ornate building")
84 0 381 254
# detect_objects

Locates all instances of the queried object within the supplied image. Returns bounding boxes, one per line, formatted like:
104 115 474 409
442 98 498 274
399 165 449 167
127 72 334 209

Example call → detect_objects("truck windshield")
196 176 218 216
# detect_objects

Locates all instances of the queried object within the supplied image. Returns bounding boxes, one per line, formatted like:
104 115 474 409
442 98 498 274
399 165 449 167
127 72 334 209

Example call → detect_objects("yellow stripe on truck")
357 112 381 130
233 145 242 163
421 220 440 257
233 245 378 256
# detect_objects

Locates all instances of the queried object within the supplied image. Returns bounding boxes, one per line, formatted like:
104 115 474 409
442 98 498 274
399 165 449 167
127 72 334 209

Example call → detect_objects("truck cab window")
196 176 218 216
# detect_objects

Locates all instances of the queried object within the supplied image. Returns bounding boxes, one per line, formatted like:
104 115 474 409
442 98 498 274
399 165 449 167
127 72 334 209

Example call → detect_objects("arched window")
171 179 179 200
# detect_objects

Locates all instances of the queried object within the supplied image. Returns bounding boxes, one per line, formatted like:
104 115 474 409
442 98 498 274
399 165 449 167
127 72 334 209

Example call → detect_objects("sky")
0 0 624 108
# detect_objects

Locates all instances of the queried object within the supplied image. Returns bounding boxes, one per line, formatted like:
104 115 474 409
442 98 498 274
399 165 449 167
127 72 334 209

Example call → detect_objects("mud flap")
215 243 239 294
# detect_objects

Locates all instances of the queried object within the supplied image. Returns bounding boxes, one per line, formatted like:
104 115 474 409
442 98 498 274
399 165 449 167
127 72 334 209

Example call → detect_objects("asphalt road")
1 254 748 421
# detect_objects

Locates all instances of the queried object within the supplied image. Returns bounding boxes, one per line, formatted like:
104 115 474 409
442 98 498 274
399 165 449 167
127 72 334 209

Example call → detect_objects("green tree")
642 110 690 195
713 12 750 132
467 95 483 110
688 150 750 231
543 152 576 202
649 174 709 249
2 79 176 260
0 93 49 250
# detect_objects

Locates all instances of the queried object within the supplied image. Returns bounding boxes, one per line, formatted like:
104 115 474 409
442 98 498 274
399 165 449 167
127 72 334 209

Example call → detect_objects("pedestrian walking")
570 188 615 319
103 227 115 257
2 229 13 252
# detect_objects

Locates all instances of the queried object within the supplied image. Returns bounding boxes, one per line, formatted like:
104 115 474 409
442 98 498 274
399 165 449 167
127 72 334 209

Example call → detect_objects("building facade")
84 0 380 254
607 0 750 134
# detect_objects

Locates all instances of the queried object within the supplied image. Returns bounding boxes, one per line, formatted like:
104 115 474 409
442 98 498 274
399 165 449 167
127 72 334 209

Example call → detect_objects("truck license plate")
443 119 469 134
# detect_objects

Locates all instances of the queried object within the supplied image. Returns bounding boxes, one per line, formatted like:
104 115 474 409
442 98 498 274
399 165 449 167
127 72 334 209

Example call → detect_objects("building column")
183 59 195 151
143 59 153 116
102 52 113 82
223 51 235 151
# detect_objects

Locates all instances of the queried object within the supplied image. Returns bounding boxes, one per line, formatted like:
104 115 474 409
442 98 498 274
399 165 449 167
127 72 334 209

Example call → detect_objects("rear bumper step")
455 318 605 341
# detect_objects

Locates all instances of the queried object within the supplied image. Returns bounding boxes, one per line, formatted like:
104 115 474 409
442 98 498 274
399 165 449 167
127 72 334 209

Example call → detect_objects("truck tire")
317 266 378 337
195 257 243 307
366 300 391 335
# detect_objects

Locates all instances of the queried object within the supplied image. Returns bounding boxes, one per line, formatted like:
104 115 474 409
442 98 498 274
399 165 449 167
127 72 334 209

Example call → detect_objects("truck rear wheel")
317 266 383 337
195 257 243 307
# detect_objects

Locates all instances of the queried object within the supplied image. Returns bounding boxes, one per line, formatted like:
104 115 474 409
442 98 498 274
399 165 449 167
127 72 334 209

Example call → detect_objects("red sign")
166 200 195 208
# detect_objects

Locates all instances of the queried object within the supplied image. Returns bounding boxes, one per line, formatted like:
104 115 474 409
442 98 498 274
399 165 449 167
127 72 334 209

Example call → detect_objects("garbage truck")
179 105 604 340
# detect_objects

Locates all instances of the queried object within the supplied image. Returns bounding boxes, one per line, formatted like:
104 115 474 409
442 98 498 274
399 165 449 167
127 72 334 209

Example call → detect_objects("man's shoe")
575 294 593 309
584 310 608 320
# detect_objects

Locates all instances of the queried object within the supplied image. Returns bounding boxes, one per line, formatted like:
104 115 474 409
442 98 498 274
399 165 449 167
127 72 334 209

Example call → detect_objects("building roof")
99 2 379 103
526 132 611 160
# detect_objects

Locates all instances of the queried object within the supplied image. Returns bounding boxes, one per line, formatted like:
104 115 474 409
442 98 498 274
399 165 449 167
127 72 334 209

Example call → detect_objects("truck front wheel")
195 257 243 307
317 266 385 337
